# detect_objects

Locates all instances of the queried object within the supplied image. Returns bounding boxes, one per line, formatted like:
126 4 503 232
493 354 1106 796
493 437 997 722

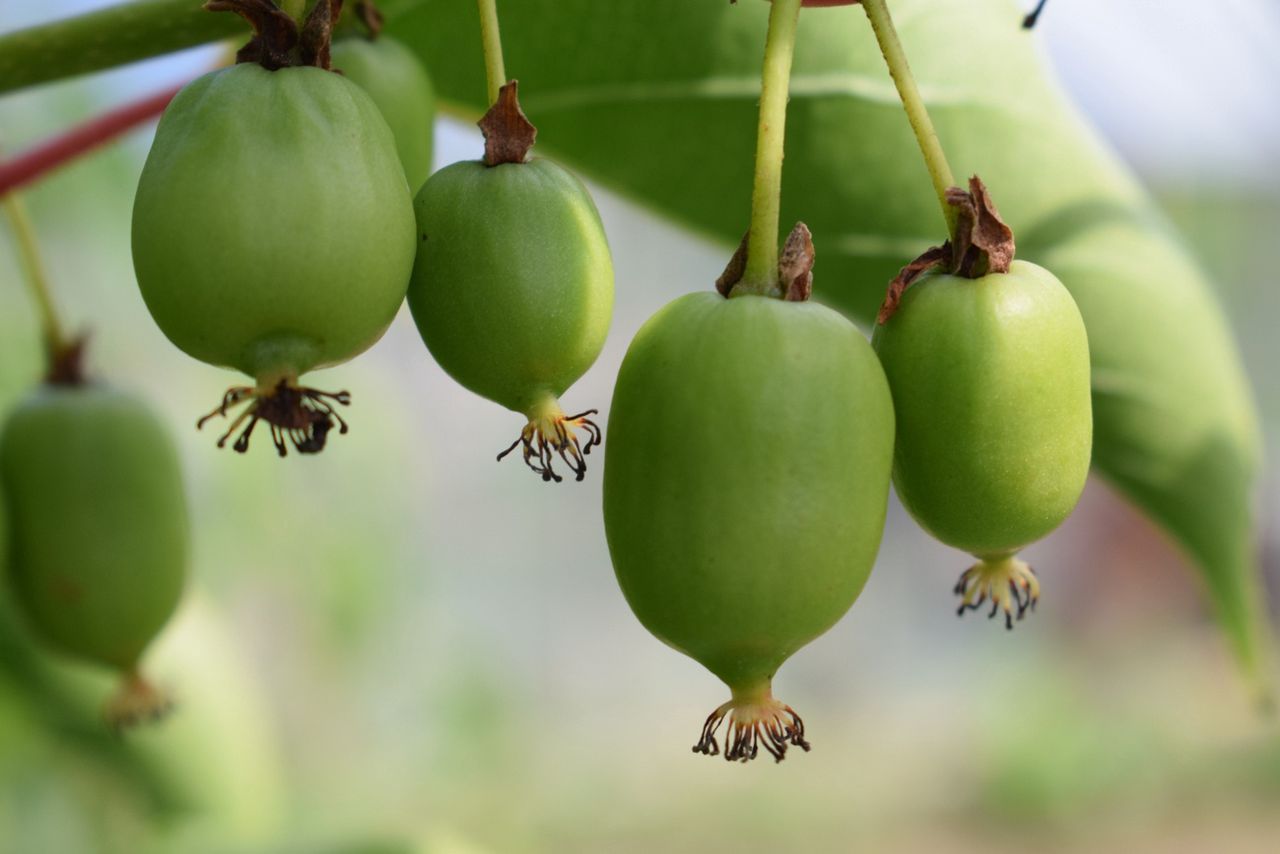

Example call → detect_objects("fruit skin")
603 292 894 690
871 259 1092 558
407 158 614 416
132 62 416 381
0 385 188 672
330 35 436 193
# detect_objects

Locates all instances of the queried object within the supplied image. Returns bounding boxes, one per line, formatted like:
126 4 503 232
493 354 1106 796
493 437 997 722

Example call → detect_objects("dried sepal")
714 221 816 302
876 244 950 324
205 0 344 71
353 0 384 37
298 0 344 70
948 176 1015 279
715 230 750 297
204 0 299 70
876 175 1017 323
779 221 815 302
44 334 89 387
479 81 537 167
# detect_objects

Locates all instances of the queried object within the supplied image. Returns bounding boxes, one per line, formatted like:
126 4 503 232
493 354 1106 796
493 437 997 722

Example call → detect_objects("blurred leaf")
393 0 1271 694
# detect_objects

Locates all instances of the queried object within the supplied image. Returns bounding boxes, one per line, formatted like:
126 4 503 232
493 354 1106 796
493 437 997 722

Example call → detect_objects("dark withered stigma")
497 409 602 482
953 557 1041 630
197 378 350 457
694 700 811 764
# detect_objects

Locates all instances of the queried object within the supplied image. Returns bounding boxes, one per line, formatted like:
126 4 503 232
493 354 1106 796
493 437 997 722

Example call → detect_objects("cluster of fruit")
2 0 613 728
1 0 1092 752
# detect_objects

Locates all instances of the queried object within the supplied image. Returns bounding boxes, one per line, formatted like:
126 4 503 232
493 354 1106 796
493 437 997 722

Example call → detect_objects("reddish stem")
0 83 184 196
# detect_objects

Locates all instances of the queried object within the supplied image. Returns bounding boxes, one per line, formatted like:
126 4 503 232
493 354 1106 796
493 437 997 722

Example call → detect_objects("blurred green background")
1 2 1278 852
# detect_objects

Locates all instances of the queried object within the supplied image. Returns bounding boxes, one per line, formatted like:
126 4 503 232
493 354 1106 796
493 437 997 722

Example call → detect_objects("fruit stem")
0 0 240 97
739 0 804 297
1 191 70 358
476 0 508 106
860 0 960 240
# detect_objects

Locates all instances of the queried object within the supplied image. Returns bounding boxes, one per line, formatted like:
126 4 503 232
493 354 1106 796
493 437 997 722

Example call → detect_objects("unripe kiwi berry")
604 231 895 761
0 381 189 729
330 33 436 193
131 2 416 457
407 82 613 481
872 259 1092 627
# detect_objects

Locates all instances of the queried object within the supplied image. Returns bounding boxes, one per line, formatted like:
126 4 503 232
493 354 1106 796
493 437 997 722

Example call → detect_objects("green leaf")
393 0 1271 697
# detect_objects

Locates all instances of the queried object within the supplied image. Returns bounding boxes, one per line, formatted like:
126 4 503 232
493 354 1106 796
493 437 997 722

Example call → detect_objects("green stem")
739 0 803 296
860 0 958 238
0 1 241 97
2 192 69 356
476 0 507 105
0 0 424 97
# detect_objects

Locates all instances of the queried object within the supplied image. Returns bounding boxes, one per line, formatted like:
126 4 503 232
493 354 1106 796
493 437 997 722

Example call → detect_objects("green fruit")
401 0 1271 696
0 384 188 727
331 35 436 193
132 62 416 455
872 259 1092 626
604 291 894 761
407 157 614 481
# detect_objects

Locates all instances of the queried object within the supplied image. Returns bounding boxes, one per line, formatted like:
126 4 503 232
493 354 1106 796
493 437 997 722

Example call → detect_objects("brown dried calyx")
479 81 538 167
352 0 384 37
106 670 174 733
716 221 815 302
197 378 351 457
876 175 1015 324
204 0 344 71
44 335 89 387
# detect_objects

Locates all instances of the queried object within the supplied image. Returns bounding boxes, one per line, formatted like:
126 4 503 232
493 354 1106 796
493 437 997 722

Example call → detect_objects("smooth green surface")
603 292 894 689
872 260 1092 558
394 0 1269 686
0 385 188 672
131 63 416 380
407 158 614 415
331 35 437 195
